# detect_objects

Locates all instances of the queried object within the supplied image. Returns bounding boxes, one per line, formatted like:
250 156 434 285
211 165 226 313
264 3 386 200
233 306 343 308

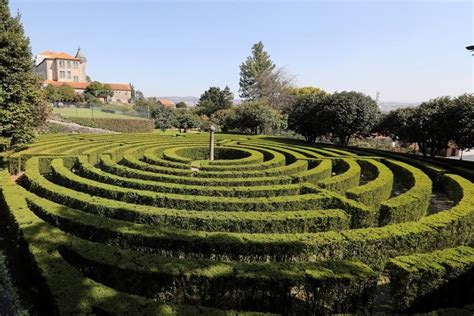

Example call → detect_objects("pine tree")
0 0 48 145
239 41 275 99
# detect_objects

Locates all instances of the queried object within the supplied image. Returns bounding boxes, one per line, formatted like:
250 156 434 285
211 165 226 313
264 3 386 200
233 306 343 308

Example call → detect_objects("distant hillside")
157 96 199 107
378 101 420 113
156 98 418 112
156 96 244 107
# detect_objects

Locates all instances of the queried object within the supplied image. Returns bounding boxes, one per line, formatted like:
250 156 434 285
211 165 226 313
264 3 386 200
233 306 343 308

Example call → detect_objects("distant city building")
35 48 131 104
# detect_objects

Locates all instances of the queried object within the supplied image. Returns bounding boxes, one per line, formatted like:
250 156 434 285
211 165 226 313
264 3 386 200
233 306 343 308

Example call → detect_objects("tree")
173 109 201 132
253 68 293 110
134 97 161 118
376 98 460 158
239 41 276 99
451 94 474 159
288 86 327 98
196 86 233 116
287 94 330 142
415 97 457 157
324 91 379 146
44 84 78 104
376 107 417 142
151 104 176 131
0 0 49 145
85 81 113 102
175 101 187 109
223 101 286 135
44 84 61 103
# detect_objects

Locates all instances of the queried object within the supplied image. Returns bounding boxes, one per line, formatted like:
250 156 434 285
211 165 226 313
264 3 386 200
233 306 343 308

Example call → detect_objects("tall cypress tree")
0 0 48 145
239 41 276 99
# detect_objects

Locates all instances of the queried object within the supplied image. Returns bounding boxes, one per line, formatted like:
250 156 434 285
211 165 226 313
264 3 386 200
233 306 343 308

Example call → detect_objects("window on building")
67 61 71 68
59 60 65 68
73 61 78 69
73 76 79 82
59 71 65 79
67 71 71 79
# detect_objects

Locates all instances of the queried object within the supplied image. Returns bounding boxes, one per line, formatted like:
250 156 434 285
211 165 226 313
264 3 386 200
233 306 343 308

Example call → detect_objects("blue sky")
10 0 474 102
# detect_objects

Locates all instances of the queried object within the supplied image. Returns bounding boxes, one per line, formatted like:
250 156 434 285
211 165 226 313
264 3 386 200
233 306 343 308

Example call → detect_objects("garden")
1 132 473 314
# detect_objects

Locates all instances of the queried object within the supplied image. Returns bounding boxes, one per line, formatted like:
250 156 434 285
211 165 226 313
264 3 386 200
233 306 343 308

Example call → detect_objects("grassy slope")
53 108 148 120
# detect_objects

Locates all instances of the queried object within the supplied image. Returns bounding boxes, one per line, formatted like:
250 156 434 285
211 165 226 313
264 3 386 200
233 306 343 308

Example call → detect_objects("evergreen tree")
0 0 48 145
239 41 275 99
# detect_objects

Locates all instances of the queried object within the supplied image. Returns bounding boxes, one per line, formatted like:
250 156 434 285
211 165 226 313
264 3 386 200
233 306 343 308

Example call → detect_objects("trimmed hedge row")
63 117 155 133
101 155 295 186
317 159 361 193
378 159 432 226
346 159 393 209
21 157 474 267
386 246 474 311
50 158 336 212
62 238 377 314
75 156 303 198
121 150 310 179
4 134 474 314
23 158 351 233
0 174 257 315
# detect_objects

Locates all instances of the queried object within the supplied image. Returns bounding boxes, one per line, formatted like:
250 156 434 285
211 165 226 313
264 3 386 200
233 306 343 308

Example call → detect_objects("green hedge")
317 158 361 193
346 159 393 209
23 157 474 266
386 246 474 312
48 158 336 212
76 156 302 198
101 155 294 186
62 238 377 314
0 173 259 315
64 117 155 133
24 158 351 233
378 159 432 226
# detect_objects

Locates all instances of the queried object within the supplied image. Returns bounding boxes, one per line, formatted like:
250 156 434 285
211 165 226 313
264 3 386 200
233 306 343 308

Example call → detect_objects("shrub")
63 117 154 133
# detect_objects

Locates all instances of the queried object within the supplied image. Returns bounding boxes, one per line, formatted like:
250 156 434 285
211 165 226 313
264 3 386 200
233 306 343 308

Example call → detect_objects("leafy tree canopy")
45 84 79 103
175 101 187 109
325 91 379 146
174 109 201 132
223 101 286 135
288 86 327 98
287 94 330 143
0 0 49 145
196 86 233 116
85 81 114 101
151 103 176 131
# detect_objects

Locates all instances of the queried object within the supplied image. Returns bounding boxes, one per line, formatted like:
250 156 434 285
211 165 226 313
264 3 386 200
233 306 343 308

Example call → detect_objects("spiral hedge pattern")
1 133 474 315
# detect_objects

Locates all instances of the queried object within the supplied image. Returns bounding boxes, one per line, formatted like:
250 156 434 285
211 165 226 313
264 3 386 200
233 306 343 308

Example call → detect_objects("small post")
209 125 215 160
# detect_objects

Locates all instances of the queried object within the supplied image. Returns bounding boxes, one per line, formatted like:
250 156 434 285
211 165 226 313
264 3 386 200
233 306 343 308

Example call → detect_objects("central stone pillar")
209 125 215 160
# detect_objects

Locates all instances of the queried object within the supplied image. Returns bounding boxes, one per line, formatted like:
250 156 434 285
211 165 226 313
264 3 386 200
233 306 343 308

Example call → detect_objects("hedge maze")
1 133 474 315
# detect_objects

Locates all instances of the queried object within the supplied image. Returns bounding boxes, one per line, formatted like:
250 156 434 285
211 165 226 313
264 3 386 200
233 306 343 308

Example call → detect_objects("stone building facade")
35 48 131 104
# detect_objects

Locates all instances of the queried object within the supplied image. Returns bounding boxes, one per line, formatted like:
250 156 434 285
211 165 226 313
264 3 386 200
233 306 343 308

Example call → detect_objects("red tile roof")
39 51 80 61
159 99 175 107
44 80 131 91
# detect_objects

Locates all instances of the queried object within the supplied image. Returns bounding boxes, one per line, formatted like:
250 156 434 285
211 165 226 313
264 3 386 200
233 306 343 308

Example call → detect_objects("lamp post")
467 45 474 55
209 125 215 161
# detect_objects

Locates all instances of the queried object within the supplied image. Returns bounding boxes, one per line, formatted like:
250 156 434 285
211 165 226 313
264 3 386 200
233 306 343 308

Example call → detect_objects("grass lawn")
53 107 149 120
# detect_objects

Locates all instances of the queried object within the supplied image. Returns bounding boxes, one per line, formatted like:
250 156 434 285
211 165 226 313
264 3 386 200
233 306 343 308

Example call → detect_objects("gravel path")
47 119 119 134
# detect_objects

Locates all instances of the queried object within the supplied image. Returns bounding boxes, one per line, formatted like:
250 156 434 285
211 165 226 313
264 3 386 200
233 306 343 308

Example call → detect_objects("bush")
386 246 474 312
63 117 154 133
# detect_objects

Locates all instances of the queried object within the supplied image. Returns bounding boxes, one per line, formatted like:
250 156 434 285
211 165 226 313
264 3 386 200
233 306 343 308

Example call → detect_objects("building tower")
75 47 87 82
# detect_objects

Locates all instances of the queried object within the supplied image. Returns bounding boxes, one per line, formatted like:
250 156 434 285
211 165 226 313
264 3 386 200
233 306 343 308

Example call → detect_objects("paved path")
48 119 119 134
